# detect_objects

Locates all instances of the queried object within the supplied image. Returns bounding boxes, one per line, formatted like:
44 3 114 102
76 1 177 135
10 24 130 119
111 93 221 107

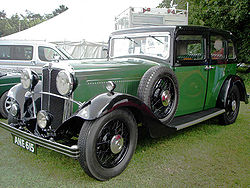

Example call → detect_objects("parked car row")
0 26 248 180
0 40 73 118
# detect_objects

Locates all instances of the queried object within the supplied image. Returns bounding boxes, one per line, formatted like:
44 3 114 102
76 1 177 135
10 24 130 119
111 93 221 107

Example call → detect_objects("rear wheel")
219 85 240 125
78 109 138 181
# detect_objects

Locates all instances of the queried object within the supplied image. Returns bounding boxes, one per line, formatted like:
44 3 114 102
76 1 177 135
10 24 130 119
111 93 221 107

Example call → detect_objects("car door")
174 33 209 116
204 33 236 109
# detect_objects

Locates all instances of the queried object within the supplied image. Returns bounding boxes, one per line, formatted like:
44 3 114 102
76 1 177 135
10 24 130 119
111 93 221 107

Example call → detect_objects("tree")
0 5 68 37
0 10 6 19
158 0 188 9
189 0 249 64
52 5 68 17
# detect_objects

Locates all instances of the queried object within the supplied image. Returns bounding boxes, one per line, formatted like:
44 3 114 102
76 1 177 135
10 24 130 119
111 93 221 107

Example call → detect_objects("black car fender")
7 81 42 117
217 75 248 108
57 92 176 138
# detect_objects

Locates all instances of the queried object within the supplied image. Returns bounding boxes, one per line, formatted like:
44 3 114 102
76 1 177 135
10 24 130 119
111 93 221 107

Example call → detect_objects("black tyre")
138 66 179 125
78 109 138 181
0 91 11 119
219 85 240 125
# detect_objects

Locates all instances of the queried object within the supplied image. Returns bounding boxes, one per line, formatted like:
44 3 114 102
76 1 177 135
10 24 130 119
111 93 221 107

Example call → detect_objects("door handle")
210 66 215 69
204 65 215 70
205 65 210 70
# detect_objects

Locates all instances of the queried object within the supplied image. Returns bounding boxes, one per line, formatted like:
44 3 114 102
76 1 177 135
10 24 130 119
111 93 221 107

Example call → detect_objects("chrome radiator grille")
42 68 65 130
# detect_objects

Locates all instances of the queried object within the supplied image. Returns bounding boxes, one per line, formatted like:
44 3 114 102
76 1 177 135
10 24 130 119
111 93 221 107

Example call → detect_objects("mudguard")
59 92 176 138
217 75 248 108
7 81 42 117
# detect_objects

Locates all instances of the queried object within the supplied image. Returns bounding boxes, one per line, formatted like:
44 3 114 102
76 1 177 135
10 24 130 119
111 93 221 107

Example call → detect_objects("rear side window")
176 35 205 61
210 35 226 60
0 45 33 60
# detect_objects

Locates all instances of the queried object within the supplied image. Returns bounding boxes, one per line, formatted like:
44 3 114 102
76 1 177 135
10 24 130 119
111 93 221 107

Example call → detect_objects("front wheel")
78 109 138 181
0 91 12 119
219 85 240 125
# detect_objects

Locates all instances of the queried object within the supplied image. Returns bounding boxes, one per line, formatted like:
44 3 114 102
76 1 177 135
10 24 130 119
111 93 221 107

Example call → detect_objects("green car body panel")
70 58 166 112
0 74 20 97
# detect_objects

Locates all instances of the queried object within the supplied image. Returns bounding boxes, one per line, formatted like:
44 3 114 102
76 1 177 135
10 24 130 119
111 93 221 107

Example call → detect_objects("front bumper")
0 121 80 158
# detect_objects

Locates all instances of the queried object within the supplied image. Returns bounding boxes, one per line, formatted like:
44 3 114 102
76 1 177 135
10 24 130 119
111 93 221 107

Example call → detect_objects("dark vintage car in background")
0 26 248 180
0 71 20 118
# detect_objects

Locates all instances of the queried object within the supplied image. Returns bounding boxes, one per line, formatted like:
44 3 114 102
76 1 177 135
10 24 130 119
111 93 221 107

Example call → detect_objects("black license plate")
12 134 37 154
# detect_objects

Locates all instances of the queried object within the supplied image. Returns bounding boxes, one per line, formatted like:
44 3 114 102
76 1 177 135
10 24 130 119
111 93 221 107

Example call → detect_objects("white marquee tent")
1 0 162 58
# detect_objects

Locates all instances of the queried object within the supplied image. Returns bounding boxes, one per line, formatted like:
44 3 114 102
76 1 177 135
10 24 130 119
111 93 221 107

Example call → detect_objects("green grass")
0 95 249 187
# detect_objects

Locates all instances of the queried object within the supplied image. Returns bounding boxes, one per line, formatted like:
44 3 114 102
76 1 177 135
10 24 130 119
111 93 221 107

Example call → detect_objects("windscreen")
110 33 170 59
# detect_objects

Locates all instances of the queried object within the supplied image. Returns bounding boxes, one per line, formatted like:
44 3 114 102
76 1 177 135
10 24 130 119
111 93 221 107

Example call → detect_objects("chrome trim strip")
40 91 83 106
176 109 225 131
0 121 80 158
48 64 52 112
0 83 19 87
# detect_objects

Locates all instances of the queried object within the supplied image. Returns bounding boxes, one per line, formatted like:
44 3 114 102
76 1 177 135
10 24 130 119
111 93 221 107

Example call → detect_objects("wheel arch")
217 75 248 108
56 92 176 138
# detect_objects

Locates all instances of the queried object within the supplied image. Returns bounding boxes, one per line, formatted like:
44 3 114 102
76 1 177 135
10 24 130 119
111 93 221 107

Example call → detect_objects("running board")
170 108 225 131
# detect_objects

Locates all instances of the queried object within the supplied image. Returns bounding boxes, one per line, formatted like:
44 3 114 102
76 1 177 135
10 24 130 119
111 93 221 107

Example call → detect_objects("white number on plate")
14 136 35 153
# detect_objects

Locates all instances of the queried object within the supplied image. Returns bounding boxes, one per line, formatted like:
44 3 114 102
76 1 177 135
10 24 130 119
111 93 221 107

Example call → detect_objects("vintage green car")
0 26 248 180
0 71 20 118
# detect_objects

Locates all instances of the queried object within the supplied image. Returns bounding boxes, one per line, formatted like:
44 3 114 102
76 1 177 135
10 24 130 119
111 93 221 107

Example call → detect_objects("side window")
0 46 11 59
0 45 33 60
176 35 205 61
38 46 61 61
228 39 236 59
210 35 226 60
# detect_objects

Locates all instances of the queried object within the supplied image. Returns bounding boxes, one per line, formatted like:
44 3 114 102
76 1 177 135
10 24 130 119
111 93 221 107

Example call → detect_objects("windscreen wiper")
124 36 139 45
148 35 164 44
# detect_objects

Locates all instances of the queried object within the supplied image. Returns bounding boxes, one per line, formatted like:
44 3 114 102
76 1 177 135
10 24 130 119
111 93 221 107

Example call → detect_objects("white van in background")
0 40 72 73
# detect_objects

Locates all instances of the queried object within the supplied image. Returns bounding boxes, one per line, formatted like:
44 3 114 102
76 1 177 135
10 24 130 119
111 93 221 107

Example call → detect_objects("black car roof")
110 25 235 40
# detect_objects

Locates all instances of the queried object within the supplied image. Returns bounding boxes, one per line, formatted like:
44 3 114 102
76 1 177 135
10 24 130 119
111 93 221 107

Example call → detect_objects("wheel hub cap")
231 100 237 111
161 90 171 107
110 135 124 154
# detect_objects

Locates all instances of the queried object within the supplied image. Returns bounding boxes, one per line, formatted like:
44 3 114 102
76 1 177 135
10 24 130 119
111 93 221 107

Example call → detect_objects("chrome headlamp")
20 68 39 90
56 70 76 96
10 100 20 117
37 110 52 129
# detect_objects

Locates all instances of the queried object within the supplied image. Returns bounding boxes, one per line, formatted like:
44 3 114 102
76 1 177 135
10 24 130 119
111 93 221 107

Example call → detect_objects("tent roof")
1 0 162 43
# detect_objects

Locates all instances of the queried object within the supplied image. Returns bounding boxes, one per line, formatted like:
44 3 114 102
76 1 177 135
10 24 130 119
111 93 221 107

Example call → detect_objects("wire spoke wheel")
219 85 240 125
78 109 137 181
138 66 179 125
150 77 175 120
5 97 12 113
96 119 130 168
0 91 12 119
